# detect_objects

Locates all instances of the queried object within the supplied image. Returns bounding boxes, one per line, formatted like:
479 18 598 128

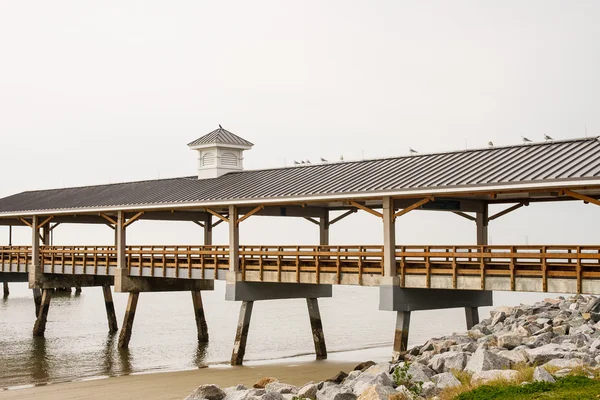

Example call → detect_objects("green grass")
453 375 600 400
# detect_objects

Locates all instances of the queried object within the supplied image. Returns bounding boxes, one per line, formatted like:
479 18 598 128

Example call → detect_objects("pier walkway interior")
1 127 600 363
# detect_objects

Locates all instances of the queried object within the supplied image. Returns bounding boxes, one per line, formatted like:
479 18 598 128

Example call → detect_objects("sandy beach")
0 348 391 400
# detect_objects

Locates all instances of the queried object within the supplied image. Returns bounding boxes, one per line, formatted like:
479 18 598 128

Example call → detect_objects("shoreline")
0 346 393 400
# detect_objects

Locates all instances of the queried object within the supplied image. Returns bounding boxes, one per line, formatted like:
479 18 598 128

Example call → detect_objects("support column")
114 211 129 292
4 226 11 297
229 205 239 273
192 290 209 342
392 311 411 362
382 197 396 277
29 216 43 316
32 289 52 336
3 282 9 297
204 214 213 246
307 298 327 359
118 292 139 348
103 286 119 334
319 212 329 246
33 289 42 316
231 300 253 365
465 307 480 329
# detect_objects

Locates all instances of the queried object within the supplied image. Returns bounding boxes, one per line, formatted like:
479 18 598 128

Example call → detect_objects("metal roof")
1 137 600 215
187 127 254 147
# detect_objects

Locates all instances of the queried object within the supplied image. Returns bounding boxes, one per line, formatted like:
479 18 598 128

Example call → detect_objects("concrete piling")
392 311 411 362
102 286 119 334
230 300 253 366
32 289 52 336
33 288 42 317
465 306 480 329
118 292 139 348
2 282 8 297
306 298 327 359
191 290 209 342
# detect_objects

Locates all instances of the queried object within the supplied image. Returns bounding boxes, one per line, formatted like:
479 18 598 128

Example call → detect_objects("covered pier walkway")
2 128 600 364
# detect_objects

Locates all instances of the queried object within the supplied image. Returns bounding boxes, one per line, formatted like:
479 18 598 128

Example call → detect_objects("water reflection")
118 348 133 375
29 337 49 385
194 341 209 368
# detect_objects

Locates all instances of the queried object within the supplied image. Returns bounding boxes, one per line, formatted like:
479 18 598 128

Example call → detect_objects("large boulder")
265 382 298 395
407 362 434 383
465 349 510 374
430 372 461 389
317 385 356 400
428 352 470 373
298 383 318 400
498 333 522 350
185 384 227 400
353 361 377 372
470 370 519 385
356 385 396 400
524 344 567 365
532 366 555 383
254 377 278 389
350 372 393 396
496 349 527 365
261 392 285 400
419 381 437 398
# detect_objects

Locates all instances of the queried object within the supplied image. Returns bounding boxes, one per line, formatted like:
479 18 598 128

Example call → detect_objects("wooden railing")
1 245 600 292
0 246 31 272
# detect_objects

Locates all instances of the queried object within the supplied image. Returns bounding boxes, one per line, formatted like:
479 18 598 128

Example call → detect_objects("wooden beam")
123 211 144 228
99 213 117 226
205 208 230 224
192 221 205 228
48 222 61 232
18 217 32 228
105 223 116 230
328 209 357 226
452 211 476 221
237 205 264 225
394 196 434 220
303 217 320 226
37 216 54 229
349 201 383 219
488 201 528 221
212 214 228 228
562 189 600 207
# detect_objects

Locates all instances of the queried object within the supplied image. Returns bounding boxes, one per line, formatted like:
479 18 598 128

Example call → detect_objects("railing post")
229 205 239 273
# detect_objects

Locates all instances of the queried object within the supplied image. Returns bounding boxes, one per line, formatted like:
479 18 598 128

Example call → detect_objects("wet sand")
0 349 391 400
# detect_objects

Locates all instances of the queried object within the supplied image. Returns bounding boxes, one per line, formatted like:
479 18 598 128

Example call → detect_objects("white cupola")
188 125 254 179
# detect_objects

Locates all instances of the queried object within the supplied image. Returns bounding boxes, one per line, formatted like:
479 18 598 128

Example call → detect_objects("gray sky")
1 1 599 246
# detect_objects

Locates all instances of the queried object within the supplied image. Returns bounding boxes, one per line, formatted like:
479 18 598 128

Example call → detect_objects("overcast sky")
1 1 599 247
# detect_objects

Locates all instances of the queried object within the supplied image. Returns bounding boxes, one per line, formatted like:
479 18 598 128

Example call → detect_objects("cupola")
188 125 254 179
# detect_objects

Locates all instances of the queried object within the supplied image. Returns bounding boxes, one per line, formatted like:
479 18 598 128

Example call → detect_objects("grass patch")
453 375 600 400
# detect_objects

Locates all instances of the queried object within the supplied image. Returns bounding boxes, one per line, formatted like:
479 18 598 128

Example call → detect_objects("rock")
552 325 569 336
419 381 437 398
298 383 318 400
533 366 555 383
356 385 396 400
224 385 248 395
344 371 362 383
497 349 527 365
353 361 376 372
553 368 573 378
407 362 435 383
327 372 348 384
590 338 600 352
317 385 356 400
543 358 584 370
351 372 394 396
428 352 470 373
525 332 553 348
465 349 510 374
186 384 227 400
471 370 519 385
361 364 390 377
254 377 278 389
498 333 522 350
431 372 461 389
489 311 506 327
524 344 567 365
224 390 252 400
265 382 298 395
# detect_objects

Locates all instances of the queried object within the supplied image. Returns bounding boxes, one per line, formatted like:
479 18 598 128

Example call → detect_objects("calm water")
0 282 557 389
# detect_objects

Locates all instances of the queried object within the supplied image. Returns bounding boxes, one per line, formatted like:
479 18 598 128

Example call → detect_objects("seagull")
409 147 418 154
219 124 223 129
301 160 306 164
320 157 327 163
488 141 494 147
522 136 532 144
293 160 300 165
305 160 311 164
340 155 344 161
544 134 554 141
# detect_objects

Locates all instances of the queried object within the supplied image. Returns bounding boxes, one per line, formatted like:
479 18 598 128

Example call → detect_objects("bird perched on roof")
488 141 494 147
544 134 554 141
340 155 344 161
320 157 327 163
522 136 532 143
305 160 311 164
409 147 418 154
219 124 223 129
293 160 300 165
301 160 305 164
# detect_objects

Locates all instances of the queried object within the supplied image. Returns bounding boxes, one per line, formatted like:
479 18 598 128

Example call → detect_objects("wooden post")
230 300 253 365
3 281 9 298
103 286 119 334
465 307 479 329
319 212 329 246
203 214 212 246
192 291 209 342
30 216 43 316
4 226 11 297
118 292 139 348
382 197 396 277
32 289 52 336
229 205 239 272
392 311 411 362
307 298 327 359
33 288 42 317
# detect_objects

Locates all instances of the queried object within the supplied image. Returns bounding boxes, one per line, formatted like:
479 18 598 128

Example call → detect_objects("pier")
2 127 600 364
